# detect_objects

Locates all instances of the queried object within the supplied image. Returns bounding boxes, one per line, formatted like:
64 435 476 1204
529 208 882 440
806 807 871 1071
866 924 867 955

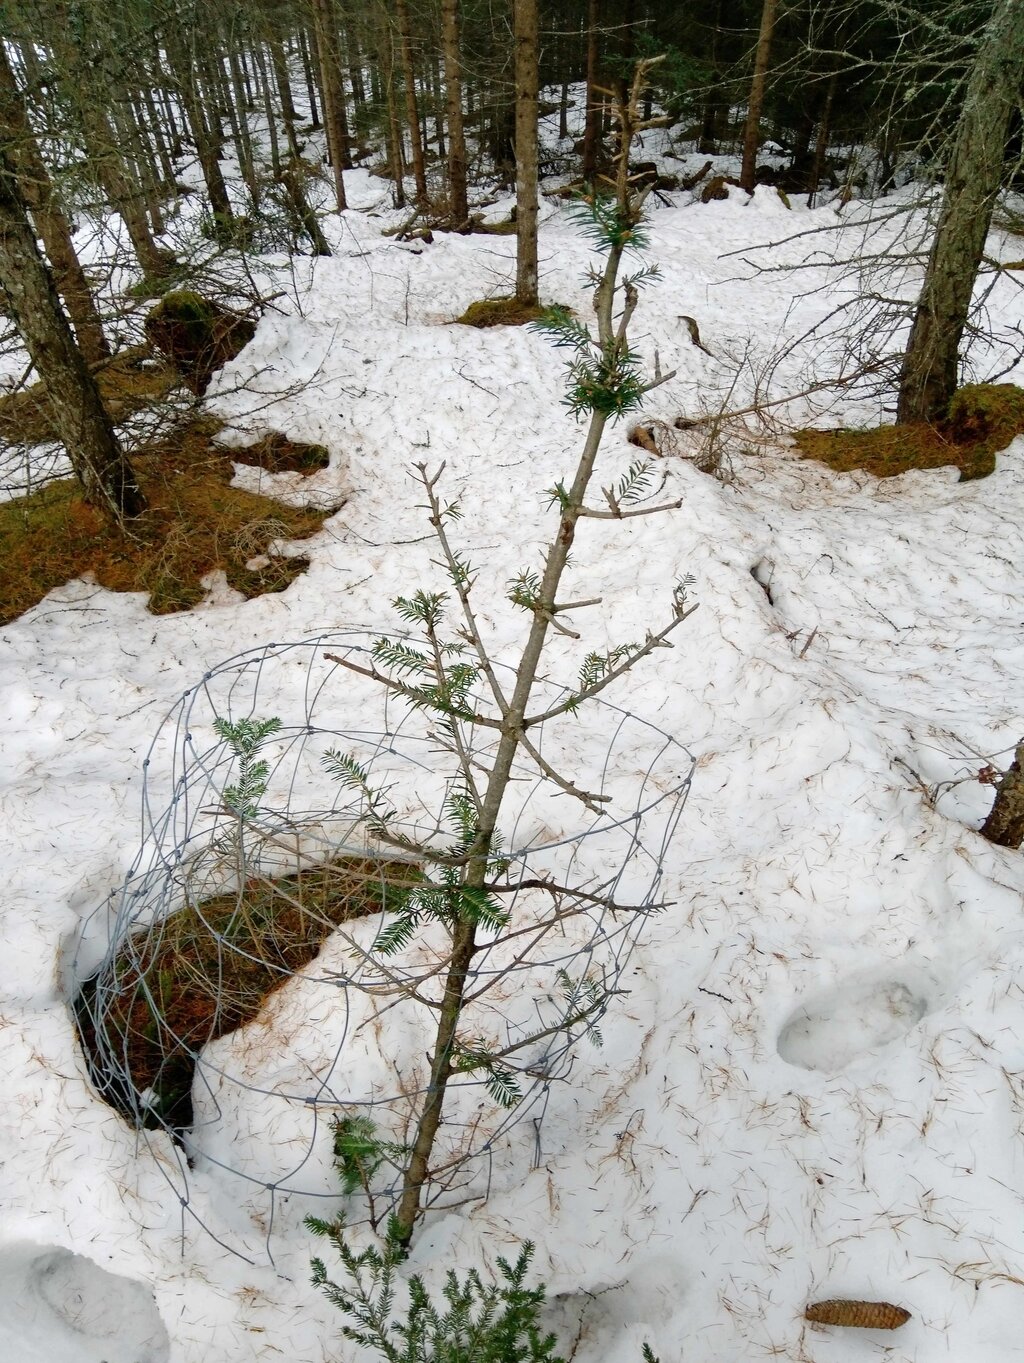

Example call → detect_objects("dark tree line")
0 0 1022 520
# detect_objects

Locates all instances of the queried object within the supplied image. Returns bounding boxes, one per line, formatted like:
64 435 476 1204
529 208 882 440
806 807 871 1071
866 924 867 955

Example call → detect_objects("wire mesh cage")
73 631 693 1258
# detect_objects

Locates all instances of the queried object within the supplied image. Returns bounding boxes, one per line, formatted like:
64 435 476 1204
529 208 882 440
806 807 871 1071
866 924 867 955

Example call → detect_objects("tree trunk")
440 0 468 223
581 0 601 183
164 33 235 235
739 0 779 193
298 27 321 127
48 26 169 277
108 95 165 236
807 72 836 206
0 149 145 523
897 0 1024 425
229 48 261 206
135 85 176 192
311 0 350 211
981 740 1024 849
269 36 302 160
431 51 446 156
395 0 428 202
254 46 281 181
514 0 539 306
0 45 109 365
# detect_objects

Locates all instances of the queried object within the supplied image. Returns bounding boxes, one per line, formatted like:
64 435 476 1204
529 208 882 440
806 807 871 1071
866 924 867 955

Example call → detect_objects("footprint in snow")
0 1244 169 1363
777 974 932 1073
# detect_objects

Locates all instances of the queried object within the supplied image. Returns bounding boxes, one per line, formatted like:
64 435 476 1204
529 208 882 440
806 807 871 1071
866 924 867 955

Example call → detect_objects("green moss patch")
0 416 331 623
455 296 548 328
76 854 420 1130
145 290 256 395
795 383 1024 482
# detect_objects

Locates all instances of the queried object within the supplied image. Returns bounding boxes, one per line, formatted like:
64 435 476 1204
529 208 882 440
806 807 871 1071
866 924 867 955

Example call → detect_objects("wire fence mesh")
73 630 693 1260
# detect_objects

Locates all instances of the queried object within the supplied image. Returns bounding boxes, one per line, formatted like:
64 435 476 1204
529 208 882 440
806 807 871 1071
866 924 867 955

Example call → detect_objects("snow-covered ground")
1 122 1024 1362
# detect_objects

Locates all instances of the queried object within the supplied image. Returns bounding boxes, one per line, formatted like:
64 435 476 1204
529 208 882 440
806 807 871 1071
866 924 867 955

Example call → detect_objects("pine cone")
805 1299 911 1329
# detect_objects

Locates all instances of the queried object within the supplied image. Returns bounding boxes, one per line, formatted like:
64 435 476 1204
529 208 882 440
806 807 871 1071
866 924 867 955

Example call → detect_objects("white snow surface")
2 164 1024 1363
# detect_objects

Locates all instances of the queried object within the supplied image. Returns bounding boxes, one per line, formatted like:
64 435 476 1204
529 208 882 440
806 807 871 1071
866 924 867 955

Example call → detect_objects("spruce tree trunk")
269 37 302 160
514 0 539 306
298 28 322 127
581 0 601 183
897 0 1024 425
0 45 109 365
739 0 779 193
164 33 235 235
441 0 468 223
431 51 446 156
49 23 168 278
254 46 282 180
981 740 1024 849
0 150 145 523
311 0 350 211
229 49 261 206
807 72 836 206
396 0 428 202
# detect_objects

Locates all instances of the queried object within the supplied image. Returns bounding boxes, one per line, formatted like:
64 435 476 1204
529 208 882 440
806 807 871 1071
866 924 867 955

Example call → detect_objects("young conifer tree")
312 57 690 1255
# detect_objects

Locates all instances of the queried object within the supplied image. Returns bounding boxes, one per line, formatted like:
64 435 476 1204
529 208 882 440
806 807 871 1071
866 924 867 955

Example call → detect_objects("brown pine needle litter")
76 854 421 1131
0 413 335 622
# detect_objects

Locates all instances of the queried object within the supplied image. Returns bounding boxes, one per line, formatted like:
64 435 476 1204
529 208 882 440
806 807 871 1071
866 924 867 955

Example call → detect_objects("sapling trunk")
389 62 673 1249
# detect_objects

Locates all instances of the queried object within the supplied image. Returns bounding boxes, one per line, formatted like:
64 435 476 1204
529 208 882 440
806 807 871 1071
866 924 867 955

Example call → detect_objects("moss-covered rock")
144 290 256 395
944 383 1024 478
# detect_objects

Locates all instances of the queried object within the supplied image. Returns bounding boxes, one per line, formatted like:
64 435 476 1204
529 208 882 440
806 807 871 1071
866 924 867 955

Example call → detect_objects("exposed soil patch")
229 431 330 474
76 855 420 1130
0 416 333 622
0 345 180 446
794 383 1024 481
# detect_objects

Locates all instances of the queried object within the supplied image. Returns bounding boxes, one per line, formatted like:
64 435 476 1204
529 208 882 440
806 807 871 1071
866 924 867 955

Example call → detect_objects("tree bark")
311 0 350 211
440 0 468 223
807 72 837 207
581 0 601 183
897 0 1024 425
254 45 281 180
739 0 779 193
0 149 145 523
514 0 539 306
0 46 109 365
298 27 322 128
981 741 1024 849
163 32 236 235
228 48 261 206
269 36 302 160
395 0 428 202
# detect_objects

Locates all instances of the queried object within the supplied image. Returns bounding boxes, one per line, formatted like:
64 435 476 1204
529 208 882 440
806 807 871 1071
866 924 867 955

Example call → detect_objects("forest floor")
1 108 1023 1363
